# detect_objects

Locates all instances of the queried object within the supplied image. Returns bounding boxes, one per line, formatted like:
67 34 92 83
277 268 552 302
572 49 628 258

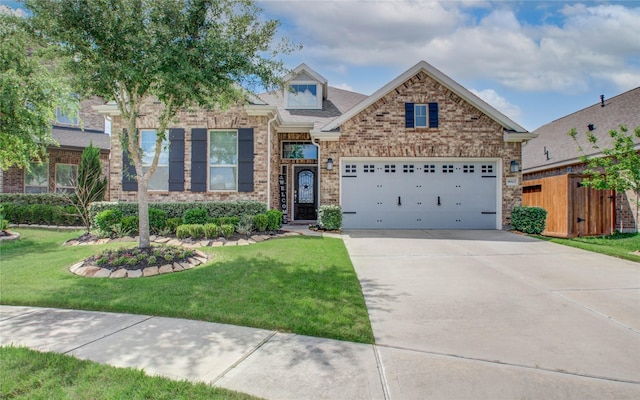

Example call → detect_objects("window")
282 142 318 160
384 164 396 173
56 107 79 125
415 105 427 127
364 165 375 173
141 129 169 191
345 164 357 173
403 164 415 173
209 130 238 191
442 165 454 173
463 165 475 173
25 162 49 193
55 164 77 193
424 164 435 173
287 83 320 109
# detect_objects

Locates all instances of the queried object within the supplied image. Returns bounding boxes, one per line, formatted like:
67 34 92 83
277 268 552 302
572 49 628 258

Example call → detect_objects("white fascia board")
504 131 539 143
284 63 328 85
92 103 121 116
278 121 316 133
245 105 278 117
310 130 340 141
321 60 529 133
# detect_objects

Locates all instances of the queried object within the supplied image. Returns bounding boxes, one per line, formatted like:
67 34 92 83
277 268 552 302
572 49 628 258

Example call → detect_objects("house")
522 87 640 236
99 61 535 229
0 97 111 197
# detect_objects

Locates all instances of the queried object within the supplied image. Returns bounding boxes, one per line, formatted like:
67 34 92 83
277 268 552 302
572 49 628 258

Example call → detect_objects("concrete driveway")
343 230 640 399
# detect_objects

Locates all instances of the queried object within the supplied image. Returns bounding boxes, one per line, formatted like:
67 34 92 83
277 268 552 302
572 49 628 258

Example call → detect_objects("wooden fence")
522 174 614 237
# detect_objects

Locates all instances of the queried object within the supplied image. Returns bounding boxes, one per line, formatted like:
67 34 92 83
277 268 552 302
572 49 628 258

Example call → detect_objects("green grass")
537 232 640 262
0 346 262 400
0 229 374 344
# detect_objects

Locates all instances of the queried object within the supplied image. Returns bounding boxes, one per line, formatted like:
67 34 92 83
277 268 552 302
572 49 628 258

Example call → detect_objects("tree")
0 13 78 170
65 143 108 235
569 124 640 231
26 0 296 248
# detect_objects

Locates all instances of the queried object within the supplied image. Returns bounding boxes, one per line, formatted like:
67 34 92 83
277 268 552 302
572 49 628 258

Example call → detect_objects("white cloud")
0 5 26 17
263 1 640 93
470 88 522 121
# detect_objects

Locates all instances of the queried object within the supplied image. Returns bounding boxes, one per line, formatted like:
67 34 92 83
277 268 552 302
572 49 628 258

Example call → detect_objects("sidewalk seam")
61 315 154 355
377 343 640 386
373 344 391 400
209 330 278 385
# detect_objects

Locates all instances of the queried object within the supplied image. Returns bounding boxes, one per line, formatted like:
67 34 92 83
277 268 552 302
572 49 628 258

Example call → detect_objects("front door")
294 167 317 220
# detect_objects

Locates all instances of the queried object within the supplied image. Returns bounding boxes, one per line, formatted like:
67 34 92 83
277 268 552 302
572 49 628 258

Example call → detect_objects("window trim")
55 163 78 194
414 104 428 127
208 129 239 192
285 81 322 110
140 129 169 192
55 107 79 126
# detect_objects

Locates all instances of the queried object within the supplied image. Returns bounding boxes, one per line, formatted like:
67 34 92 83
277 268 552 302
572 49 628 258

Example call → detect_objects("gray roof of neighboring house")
258 86 369 130
51 126 111 152
523 87 640 173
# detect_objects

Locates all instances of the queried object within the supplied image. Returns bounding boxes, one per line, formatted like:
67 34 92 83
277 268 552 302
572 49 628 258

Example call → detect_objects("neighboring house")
0 97 111 197
522 87 640 236
99 61 535 229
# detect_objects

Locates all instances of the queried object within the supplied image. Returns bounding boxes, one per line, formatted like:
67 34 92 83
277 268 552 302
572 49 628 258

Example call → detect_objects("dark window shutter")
237 128 254 192
429 102 439 128
121 128 138 191
191 128 208 192
168 128 184 192
405 102 415 128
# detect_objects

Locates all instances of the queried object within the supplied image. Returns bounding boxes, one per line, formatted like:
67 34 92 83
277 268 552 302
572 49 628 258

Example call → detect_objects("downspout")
312 138 321 215
266 113 278 210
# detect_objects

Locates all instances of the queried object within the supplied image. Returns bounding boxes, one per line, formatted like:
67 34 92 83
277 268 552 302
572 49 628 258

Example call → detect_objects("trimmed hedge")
89 201 267 225
0 203 81 226
317 205 342 231
0 193 68 206
512 206 547 235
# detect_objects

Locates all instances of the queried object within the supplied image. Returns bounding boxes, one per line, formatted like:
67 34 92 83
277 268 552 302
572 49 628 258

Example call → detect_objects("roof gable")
523 87 640 172
321 60 528 133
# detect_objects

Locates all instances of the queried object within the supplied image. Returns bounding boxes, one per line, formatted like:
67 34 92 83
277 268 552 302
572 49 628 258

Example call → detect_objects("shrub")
183 208 208 225
176 224 191 239
218 216 240 226
0 205 8 231
0 193 67 206
204 223 220 239
95 209 123 232
317 205 342 231
148 208 167 234
120 215 139 235
235 215 254 235
266 209 283 231
221 224 235 239
253 214 268 232
165 217 182 235
188 224 205 239
511 206 547 234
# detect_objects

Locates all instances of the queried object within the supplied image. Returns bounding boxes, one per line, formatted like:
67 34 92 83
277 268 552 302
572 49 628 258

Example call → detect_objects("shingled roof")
51 126 111 152
523 87 640 173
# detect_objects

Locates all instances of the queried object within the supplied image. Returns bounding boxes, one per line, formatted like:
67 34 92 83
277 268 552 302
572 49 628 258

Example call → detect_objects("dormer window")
286 82 322 109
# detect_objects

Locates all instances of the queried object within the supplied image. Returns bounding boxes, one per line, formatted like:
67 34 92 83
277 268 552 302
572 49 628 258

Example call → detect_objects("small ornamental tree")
26 0 297 248
569 124 640 231
66 143 108 234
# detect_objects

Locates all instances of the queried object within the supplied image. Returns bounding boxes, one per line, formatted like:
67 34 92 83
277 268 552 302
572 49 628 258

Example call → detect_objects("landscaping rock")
83 266 105 277
167 239 182 246
142 266 159 277
172 262 185 272
69 262 85 274
127 269 142 278
155 237 170 244
96 238 110 245
210 241 223 247
194 250 208 259
224 240 238 246
187 257 201 266
110 269 127 278
195 256 208 265
158 264 173 274
237 239 249 246
199 240 210 247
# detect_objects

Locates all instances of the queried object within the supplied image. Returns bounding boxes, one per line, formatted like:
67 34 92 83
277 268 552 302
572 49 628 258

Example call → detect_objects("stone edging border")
0 231 21 242
66 231 302 279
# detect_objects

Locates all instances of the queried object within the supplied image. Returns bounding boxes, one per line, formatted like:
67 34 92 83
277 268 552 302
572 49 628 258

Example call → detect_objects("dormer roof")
284 63 328 100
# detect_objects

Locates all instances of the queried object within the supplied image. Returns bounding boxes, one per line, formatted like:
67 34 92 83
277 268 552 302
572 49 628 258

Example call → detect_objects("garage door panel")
341 160 498 229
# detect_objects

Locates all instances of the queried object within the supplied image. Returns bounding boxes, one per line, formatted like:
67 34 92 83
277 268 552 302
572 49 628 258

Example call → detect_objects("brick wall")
109 99 270 204
320 70 522 228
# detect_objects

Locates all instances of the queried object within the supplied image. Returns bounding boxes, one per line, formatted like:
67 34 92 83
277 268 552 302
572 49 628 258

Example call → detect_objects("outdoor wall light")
510 160 520 173
326 157 334 171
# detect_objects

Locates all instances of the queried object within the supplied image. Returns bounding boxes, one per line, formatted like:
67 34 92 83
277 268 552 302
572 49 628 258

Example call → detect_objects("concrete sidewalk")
0 305 384 400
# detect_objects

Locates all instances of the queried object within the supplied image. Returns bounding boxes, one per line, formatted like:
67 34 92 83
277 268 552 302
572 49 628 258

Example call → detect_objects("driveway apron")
343 230 640 399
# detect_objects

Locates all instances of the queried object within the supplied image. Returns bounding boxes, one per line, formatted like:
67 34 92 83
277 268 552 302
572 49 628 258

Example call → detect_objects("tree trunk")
137 176 151 249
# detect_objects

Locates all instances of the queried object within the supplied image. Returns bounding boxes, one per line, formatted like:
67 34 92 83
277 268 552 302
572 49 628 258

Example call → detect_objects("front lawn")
0 346 261 400
537 232 640 262
0 229 374 344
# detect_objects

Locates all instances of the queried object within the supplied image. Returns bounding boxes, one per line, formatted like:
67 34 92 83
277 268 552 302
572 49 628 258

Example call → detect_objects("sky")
3 0 639 131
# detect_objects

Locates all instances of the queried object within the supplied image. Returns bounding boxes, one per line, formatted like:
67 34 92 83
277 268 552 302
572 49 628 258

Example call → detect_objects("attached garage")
341 159 500 229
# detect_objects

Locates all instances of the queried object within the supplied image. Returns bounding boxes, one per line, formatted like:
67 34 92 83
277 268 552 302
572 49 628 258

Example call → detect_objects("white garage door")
341 160 498 229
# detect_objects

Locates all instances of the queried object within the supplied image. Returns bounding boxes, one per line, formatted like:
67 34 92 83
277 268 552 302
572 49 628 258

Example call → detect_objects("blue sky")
3 0 639 131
